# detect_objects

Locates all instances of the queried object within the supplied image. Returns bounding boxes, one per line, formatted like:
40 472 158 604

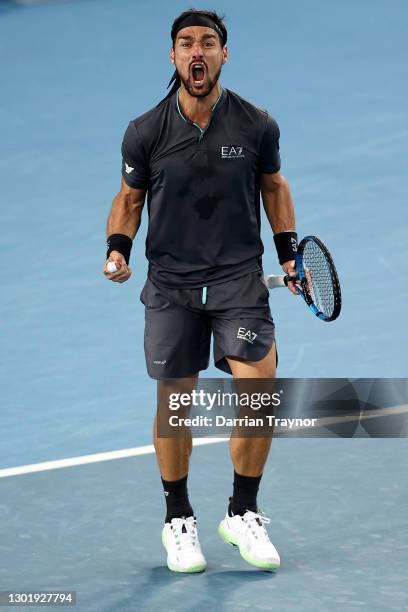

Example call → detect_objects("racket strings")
301 241 336 316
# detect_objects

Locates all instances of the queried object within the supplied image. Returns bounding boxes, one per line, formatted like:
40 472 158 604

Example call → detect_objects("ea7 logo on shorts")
221 146 245 159
237 326 257 344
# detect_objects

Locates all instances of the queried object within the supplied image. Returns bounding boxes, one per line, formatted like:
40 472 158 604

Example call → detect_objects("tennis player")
103 9 298 573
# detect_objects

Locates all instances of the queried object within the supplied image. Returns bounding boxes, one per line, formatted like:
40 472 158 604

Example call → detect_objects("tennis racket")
265 235 342 322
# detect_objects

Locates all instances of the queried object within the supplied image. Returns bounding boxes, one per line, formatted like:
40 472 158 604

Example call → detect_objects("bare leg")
227 343 276 476
154 375 198 481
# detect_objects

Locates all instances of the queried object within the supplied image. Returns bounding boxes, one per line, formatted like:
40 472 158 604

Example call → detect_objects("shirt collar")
176 86 225 122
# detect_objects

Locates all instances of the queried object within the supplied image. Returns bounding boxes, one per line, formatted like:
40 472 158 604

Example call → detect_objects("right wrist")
106 233 133 265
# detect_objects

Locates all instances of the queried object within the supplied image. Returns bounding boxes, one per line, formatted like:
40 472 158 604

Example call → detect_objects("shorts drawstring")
202 286 207 305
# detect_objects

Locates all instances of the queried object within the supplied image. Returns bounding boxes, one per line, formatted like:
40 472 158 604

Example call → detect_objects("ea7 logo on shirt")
221 145 245 159
237 327 257 344
125 162 134 174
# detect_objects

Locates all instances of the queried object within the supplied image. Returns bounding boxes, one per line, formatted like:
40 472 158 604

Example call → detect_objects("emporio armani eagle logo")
125 162 134 174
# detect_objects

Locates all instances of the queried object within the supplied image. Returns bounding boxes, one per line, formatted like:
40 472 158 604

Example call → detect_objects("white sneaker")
162 516 207 573
218 509 280 571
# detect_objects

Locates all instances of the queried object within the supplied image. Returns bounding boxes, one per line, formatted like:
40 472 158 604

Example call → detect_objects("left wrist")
273 231 298 264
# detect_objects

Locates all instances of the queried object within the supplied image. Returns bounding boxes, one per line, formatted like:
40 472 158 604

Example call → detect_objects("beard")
179 65 222 98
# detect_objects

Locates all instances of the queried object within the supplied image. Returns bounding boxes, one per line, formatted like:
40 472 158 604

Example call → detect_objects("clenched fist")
103 250 132 283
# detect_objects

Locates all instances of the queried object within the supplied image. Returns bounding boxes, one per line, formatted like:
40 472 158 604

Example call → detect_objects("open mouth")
190 62 206 85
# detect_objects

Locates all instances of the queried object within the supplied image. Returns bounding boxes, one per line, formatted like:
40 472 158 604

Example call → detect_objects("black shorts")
140 272 276 379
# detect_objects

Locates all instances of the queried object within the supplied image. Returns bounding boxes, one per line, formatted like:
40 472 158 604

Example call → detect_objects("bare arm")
260 171 295 233
260 171 298 294
103 178 147 283
107 177 146 238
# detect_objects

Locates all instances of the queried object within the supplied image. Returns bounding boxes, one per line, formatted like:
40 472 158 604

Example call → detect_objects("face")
170 26 228 97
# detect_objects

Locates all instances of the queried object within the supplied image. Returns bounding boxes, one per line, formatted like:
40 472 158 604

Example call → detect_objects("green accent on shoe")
218 520 280 571
162 528 207 574
218 521 238 546
167 561 207 573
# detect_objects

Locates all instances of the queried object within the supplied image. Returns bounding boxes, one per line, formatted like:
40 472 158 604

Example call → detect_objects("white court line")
0 438 227 479
1 404 406 479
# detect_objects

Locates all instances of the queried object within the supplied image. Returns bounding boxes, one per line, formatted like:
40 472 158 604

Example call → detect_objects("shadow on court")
1 441 407 612
104 568 276 612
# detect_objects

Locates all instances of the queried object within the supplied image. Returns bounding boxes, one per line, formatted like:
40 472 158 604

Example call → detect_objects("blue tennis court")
1 0 407 610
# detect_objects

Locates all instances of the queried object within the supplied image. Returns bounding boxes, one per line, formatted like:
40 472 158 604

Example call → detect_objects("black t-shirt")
121 87 281 288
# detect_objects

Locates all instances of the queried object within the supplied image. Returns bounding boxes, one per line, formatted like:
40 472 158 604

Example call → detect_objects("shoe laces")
170 516 199 552
242 510 271 542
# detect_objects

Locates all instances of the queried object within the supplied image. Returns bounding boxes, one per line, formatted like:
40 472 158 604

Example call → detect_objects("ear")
170 47 175 65
222 45 228 65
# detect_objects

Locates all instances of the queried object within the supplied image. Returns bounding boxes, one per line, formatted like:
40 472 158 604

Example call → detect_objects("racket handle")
264 275 286 288
264 274 299 289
